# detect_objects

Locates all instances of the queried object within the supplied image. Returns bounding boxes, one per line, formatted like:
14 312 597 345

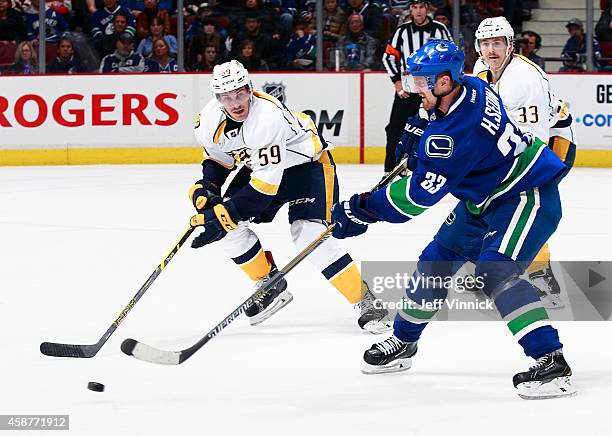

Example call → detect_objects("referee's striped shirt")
382 19 452 82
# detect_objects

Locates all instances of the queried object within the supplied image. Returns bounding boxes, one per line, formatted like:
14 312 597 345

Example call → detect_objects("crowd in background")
0 0 610 74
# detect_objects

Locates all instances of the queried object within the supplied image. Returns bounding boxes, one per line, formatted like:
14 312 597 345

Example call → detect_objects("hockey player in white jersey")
189 60 391 332
469 17 576 309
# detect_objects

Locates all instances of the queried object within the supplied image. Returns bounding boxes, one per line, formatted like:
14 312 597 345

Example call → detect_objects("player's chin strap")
432 81 461 109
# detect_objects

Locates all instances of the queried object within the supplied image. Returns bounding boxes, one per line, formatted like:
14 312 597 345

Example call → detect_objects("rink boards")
0 72 610 166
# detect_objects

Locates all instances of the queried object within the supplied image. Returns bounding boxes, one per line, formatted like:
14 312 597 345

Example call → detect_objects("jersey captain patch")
425 135 454 158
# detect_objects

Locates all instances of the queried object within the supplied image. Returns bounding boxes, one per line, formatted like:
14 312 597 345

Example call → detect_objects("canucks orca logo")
263 82 286 103
425 135 454 158
435 42 449 52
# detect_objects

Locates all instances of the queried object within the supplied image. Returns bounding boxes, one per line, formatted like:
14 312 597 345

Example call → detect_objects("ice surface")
1 164 611 435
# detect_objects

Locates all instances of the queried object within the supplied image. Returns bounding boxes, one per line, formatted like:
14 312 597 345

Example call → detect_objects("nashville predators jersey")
473 54 558 142
193 90 328 198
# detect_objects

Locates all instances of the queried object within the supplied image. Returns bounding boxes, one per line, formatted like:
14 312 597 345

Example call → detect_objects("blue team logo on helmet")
408 39 465 90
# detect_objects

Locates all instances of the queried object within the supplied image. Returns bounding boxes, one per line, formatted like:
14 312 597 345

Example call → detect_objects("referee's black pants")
384 93 422 172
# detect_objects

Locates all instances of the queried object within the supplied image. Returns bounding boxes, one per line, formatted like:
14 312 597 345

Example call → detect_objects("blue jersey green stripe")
466 137 548 214
387 176 429 217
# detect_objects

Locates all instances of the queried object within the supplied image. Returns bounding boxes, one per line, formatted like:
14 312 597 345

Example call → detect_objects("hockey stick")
40 226 195 358
121 160 408 365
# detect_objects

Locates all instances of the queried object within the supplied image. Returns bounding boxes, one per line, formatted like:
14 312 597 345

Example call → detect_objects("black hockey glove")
395 116 428 172
190 202 241 248
188 180 223 212
331 193 379 239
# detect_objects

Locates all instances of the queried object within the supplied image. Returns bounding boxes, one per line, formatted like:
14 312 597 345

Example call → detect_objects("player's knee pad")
476 251 541 318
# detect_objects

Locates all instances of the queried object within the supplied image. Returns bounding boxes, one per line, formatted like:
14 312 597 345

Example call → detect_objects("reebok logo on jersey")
425 135 454 158
484 230 498 239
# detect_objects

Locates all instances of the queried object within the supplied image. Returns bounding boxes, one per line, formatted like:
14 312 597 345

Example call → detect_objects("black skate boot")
362 335 418 374
529 265 564 309
357 282 392 334
245 252 293 326
513 349 576 399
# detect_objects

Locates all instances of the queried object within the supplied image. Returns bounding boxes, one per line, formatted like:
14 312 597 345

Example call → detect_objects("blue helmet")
407 39 465 90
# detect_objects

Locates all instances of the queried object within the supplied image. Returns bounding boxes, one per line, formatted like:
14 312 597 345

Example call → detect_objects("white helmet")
474 17 515 56
210 60 251 96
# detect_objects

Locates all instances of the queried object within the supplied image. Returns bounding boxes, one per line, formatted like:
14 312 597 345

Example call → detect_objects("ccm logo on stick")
0 93 179 128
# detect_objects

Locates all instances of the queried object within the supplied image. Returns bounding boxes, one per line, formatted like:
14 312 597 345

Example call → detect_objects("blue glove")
191 202 241 248
395 116 428 171
331 193 379 239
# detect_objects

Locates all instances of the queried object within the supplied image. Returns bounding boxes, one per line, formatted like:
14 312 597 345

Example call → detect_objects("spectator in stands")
336 13 377 70
560 18 602 71
127 0 171 15
189 17 224 68
267 0 298 39
99 31 145 72
383 0 410 30
346 0 383 40
135 0 171 41
194 44 221 71
145 37 177 72
136 15 177 57
234 14 284 69
90 0 135 51
0 0 26 42
326 16 346 44
239 0 282 37
236 38 269 71
97 11 130 56
23 0 69 43
6 40 38 73
433 8 450 27
46 36 87 73
518 30 545 70
286 23 316 69
323 0 346 41
596 2 612 41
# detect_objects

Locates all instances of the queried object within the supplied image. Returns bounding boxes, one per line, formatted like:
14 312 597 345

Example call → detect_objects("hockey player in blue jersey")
331 39 575 399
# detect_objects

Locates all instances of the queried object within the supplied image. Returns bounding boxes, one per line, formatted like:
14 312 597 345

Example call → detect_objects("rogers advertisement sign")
0 75 193 149
0 93 179 128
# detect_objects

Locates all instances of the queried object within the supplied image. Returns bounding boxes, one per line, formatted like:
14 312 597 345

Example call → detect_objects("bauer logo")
263 82 286 103
425 135 454 158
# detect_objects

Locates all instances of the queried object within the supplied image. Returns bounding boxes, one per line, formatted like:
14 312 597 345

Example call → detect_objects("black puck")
87 382 105 392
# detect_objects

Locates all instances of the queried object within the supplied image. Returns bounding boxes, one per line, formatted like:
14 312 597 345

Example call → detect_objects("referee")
381 0 452 172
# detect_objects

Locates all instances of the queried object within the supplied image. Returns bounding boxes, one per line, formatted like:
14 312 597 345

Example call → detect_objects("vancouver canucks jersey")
367 76 566 223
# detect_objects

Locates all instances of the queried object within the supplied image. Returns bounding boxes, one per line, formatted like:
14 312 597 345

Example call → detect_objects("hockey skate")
362 335 417 374
513 349 576 400
529 266 564 309
245 253 293 326
356 283 393 334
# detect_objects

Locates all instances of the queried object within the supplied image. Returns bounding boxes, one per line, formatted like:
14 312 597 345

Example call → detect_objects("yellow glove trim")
190 214 205 227
188 183 203 202
213 204 238 231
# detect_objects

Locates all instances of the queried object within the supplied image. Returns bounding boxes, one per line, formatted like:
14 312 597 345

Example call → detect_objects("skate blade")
249 291 293 326
361 358 412 375
361 320 393 335
516 376 577 400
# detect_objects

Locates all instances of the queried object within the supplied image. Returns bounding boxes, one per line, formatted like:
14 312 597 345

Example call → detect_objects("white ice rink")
2 164 612 436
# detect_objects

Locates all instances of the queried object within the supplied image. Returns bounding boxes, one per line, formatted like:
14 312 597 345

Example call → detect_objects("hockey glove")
331 193 379 239
190 202 241 248
188 180 222 212
395 116 428 172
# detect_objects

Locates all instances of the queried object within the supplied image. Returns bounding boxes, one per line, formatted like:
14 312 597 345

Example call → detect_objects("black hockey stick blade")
40 341 101 358
40 226 195 359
